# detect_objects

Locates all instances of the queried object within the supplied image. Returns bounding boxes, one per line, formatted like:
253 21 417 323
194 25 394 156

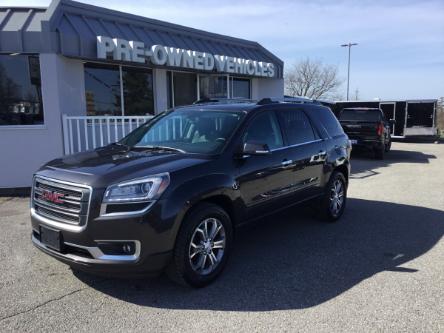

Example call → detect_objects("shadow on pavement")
350 149 436 178
74 198 444 311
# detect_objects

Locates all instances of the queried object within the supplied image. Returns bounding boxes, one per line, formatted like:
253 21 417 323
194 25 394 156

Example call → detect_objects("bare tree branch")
284 58 342 99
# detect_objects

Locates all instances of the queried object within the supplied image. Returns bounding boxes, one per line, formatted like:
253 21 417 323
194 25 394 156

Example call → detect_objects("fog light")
122 244 132 254
97 241 136 256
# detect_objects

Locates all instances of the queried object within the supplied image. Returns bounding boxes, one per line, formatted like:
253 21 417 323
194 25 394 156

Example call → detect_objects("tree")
285 58 342 100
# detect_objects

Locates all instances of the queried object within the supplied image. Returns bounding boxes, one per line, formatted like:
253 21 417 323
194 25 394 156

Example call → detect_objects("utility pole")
341 42 358 101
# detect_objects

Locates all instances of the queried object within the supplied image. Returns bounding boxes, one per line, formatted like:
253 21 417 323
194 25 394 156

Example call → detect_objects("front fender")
162 173 241 248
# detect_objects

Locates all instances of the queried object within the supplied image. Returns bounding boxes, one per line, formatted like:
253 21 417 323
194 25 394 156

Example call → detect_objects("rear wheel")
167 203 233 287
375 146 385 159
385 137 392 152
319 171 347 222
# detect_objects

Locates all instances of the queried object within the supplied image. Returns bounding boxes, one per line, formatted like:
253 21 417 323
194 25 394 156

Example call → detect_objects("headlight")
103 173 170 203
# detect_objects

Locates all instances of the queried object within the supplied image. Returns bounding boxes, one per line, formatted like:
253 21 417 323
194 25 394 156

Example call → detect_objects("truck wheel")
167 203 233 288
319 171 347 222
385 138 392 152
375 146 385 159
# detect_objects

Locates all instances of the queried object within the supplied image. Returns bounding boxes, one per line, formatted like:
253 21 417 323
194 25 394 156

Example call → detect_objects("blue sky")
9 0 444 100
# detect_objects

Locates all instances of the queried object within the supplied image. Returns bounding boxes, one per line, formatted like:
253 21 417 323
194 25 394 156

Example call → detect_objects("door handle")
311 150 327 162
281 159 293 166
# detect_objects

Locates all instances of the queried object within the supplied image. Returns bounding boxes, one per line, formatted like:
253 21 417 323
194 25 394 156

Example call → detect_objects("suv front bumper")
30 197 179 277
31 233 171 277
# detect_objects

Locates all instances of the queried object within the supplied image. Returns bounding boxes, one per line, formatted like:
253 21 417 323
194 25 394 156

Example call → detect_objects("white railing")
62 115 153 155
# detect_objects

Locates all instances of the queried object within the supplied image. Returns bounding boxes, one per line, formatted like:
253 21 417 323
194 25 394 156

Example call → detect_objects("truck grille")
32 177 91 226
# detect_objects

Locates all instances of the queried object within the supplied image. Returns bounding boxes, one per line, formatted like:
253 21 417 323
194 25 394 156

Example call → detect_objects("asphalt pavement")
0 142 443 332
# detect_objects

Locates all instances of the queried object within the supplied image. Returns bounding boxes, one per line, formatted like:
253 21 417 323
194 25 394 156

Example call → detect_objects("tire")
375 146 385 160
319 171 347 222
385 137 392 152
166 203 233 288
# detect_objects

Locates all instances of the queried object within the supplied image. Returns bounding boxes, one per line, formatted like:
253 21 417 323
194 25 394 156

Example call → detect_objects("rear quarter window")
315 107 344 137
277 109 317 145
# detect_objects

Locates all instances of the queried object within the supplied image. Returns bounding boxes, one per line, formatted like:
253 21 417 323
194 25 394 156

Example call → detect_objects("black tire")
318 171 347 222
375 146 385 159
385 137 392 152
166 203 233 288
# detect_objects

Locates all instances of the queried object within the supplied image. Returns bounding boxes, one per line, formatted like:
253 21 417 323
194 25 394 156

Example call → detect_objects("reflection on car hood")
37 145 211 188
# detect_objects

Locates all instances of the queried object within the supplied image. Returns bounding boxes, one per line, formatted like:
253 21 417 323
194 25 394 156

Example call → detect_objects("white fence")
62 115 153 155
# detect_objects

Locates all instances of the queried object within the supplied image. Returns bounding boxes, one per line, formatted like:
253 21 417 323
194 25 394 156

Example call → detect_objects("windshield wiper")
138 145 186 153
108 142 130 150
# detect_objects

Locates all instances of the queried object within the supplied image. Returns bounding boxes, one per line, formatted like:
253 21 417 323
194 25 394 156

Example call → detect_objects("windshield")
339 109 382 122
121 109 245 154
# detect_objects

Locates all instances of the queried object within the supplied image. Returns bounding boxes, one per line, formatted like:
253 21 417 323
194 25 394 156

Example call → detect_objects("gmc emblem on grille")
41 190 65 204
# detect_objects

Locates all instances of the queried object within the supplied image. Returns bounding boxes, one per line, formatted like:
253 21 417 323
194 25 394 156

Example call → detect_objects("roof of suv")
174 100 328 114
174 103 259 113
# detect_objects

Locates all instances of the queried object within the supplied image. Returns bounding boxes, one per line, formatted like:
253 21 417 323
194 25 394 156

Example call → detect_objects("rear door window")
243 112 284 150
277 109 317 145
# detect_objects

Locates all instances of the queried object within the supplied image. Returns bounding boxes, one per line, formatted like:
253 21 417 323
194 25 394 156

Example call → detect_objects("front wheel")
319 171 347 222
167 203 233 287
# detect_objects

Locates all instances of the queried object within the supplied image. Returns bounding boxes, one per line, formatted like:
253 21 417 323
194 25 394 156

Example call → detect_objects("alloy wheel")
330 179 345 217
188 217 226 275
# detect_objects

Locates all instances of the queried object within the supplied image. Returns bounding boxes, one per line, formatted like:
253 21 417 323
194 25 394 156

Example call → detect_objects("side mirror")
242 142 271 156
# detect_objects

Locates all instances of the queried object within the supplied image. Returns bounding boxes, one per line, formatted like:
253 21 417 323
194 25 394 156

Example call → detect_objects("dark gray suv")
31 101 351 287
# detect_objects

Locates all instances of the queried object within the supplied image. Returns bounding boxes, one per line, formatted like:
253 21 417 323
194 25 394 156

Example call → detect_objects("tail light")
376 122 384 136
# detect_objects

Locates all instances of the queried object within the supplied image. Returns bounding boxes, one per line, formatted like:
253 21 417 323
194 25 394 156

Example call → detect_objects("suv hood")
37 146 211 188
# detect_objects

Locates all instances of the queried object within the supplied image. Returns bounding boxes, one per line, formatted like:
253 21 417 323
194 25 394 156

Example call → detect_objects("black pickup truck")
338 108 393 159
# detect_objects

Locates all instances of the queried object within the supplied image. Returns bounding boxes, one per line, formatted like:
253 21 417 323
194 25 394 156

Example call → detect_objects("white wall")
0 54 86 188
252 77 284 100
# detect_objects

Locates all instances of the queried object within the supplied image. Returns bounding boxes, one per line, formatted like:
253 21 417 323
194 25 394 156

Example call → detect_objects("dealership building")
0 0 284 189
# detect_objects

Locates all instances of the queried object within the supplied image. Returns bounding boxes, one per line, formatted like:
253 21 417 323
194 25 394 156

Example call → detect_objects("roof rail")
193 98 255 105
257 97 321 105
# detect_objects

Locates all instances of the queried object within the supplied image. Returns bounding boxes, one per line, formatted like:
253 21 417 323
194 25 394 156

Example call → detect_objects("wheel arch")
333 163 349 185
182 195 238 230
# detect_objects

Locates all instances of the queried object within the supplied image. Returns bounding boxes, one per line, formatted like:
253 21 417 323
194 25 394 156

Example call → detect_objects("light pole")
341 42 358 101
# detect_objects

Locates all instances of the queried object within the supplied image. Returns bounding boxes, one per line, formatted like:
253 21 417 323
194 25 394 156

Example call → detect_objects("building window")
167 72 252 108
85 63 121 116
230 77 251 99
84 63 154 116
0 54 43 126
122 66 154 116
167 71 197 108
199 75 227 99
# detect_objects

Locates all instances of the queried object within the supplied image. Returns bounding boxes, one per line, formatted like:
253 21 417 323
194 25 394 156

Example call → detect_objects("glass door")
230 77 251 99
199 75 228 100
168 72 197 108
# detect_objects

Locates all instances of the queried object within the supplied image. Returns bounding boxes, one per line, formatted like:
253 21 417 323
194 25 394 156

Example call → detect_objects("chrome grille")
32 177 91 226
